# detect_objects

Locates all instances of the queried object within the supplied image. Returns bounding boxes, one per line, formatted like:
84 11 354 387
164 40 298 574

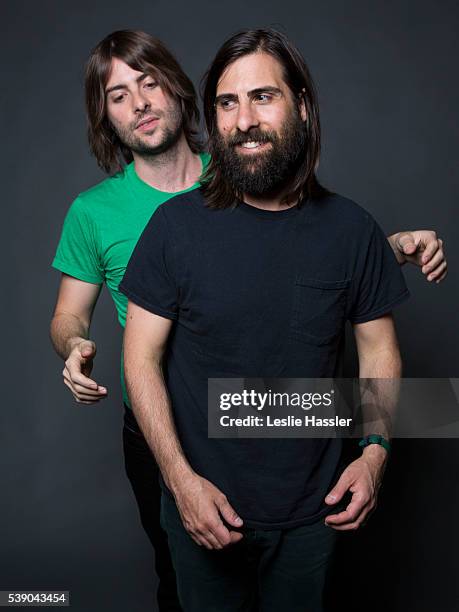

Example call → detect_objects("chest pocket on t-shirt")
290 277 350 346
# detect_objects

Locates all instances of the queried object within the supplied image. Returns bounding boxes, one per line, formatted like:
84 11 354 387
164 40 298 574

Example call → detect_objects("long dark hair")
201 28 329 209
85 30 202 174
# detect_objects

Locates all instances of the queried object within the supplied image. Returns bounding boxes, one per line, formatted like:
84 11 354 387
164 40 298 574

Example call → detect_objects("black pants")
123 406 337 612
122 406 182 611
161 487 337 612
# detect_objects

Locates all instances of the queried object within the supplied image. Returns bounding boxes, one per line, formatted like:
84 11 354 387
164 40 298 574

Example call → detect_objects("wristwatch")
358 434 391 455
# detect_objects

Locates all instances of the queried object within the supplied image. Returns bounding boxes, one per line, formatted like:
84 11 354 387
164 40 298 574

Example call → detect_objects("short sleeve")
52 197 104 284
119 206 178 320
348 216 410 324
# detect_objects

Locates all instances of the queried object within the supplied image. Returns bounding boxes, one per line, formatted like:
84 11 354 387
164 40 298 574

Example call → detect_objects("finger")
420 238 439 264
67 369 100 390
208 518 232 547
62 370 76 388
427 261 447 282
79 340 97 358
189 534 203 547
203 530 224 550
325 492 371 525
216 495 243 528
329 492 375 526
422 249 444 275
328 504 374 531
396 232 417 255
325 472 352 505
63 379 99 404
193 499 234 548
327 502 373 530
74 393 101 402
229 530 244 545
325 498 366 526
72 382 107 397
194 529 219 550
435 269 448 283
329 520 361 531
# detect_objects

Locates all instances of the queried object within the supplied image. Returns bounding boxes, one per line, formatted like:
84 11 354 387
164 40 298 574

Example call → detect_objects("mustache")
131 111 162 130
226 129 277 147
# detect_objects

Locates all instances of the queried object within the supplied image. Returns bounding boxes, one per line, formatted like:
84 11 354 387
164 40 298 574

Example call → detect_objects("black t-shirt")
119 189 409 529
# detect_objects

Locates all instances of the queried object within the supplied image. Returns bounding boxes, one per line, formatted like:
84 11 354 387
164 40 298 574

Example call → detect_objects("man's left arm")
324 314 401 530
387 230 447 282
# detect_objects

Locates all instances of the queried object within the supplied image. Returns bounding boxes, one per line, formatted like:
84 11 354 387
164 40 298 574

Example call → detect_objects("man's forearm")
359 344 402 379
358 346 402 441
125 356 193 493
50 312 89 360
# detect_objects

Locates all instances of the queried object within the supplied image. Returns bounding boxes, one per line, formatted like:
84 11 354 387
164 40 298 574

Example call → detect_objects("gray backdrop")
2 0 458 610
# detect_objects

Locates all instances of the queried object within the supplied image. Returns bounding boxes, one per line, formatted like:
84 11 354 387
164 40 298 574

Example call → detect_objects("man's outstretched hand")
172 472 244 550
62 339 107 404
324 445 388 531
390 230 447 283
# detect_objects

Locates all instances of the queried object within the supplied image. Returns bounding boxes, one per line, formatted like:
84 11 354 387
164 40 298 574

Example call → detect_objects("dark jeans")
160 491 337 612
122 406 182 611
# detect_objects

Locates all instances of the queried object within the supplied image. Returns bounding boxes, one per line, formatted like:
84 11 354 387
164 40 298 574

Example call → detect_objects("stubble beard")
114 103 184 158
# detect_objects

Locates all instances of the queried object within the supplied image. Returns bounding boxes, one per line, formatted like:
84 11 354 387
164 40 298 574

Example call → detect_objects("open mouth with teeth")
236 140 271 152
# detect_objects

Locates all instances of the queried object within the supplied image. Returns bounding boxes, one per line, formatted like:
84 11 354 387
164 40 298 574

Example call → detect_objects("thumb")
325 472 351 505
216 496 243 527
396 232 417 255
79 340 96 358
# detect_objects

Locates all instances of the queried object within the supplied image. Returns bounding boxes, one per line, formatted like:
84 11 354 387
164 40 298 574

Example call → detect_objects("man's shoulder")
137 188 204 244
309 192 375 232
72 167 130 214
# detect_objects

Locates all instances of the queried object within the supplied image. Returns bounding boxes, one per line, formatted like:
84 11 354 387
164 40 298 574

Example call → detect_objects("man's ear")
299 92 307 122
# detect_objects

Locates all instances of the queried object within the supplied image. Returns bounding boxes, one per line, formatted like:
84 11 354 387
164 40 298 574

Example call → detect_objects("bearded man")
52 28 446 612
119 28 432 611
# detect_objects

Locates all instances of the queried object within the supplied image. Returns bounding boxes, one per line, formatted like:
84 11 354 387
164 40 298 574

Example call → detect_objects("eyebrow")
215 86 282 104
105 73 151 95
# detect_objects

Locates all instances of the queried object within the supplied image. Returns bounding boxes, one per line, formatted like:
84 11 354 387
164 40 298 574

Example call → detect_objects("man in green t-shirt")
50 30 447 611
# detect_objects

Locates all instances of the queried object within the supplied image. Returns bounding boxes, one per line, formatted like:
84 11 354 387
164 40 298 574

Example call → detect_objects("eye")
253 93 272 104
112 94 125 104
144 80 158 90
216 98 237 111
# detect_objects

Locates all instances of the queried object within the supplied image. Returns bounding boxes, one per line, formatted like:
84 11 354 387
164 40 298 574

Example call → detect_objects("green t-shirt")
52 153 210 406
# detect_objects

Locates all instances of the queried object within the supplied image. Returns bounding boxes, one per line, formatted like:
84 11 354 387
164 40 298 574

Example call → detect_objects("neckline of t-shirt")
126 152 209 197
236 198 303 219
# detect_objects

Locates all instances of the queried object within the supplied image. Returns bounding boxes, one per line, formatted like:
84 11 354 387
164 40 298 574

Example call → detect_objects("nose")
235 100 259 132
132 89 151 114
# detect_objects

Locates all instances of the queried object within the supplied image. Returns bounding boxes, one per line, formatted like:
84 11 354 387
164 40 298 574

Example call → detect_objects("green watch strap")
358 434 391 454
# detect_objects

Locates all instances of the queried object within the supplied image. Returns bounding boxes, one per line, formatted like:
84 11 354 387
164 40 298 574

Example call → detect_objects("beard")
211 110 306 197
114 103 183 157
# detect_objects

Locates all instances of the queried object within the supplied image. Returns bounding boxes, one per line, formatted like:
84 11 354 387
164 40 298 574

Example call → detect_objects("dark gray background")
2 0 458 610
